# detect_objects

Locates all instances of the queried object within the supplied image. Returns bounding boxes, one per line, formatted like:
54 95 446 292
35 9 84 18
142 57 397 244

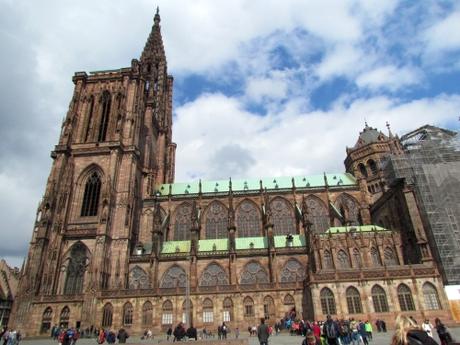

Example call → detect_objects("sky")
1 0 460 267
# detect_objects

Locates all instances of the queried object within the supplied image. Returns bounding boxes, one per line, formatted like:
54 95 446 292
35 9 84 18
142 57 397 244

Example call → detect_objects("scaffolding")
384 125 460 285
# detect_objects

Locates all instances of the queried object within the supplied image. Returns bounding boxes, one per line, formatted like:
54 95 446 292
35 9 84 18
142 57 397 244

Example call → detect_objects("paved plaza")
18 328 460 345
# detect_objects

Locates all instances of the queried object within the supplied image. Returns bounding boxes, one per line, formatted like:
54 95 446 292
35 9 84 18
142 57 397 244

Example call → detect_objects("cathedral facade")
11 10 454 335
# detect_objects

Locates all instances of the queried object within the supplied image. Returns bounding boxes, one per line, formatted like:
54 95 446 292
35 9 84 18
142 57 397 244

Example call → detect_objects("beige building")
10 9 455 336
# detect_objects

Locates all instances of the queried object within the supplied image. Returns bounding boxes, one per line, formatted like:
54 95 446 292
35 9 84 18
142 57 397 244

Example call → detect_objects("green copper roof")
274 234 306 248
155 173 357 196
325 225 388 234
161 240 191 254
235 236 268 250
198 239 228 252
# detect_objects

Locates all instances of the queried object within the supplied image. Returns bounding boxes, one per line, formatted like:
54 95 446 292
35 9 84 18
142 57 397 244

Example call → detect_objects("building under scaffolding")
384 125 460 285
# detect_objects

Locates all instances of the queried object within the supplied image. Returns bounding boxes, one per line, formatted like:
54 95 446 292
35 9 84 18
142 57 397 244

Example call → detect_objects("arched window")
346 287 362 314
283 294 296 319
323 250 333 269
223 298 233 322
199 263 229 286
236 200 261 237
203 298 214 323
64 242 88 295
334 194 360 226
320 288 336 315
337 250 351 269
173 203 192 240
129 266 149 289
280 259 305 282
305 196 329 233
102 303 113 328
243 297 254 317
352 248 362 268
162 300 173 326
284 294 295 306
84 96 94 142
358 163 368 178
160 265 187 288
423 283 441 310
371 247 382 266
59 306 70 328
98 91 111 142
81 172 101 217
142 301 153 326
205 201 228 239
41 307 53 333
384 247 398 266
398 284 416 311
270 197 296 235
263 295 276 320
368 159 378 175
182 299 193 325
371 285 389 313
123 302 133 326
240 262 269 284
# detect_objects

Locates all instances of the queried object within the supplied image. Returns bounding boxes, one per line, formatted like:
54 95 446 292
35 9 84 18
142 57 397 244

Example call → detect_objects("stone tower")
12 8 175 331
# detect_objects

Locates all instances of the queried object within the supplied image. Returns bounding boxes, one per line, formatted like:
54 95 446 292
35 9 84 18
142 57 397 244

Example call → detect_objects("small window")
371 285 389 313
346 287 362 314
162 300 173 325
243 297 254 317
423 283 441 310
203 298 214 323
320 288 336 315
398 284 415 311
102 303 113 328
123 303 133 326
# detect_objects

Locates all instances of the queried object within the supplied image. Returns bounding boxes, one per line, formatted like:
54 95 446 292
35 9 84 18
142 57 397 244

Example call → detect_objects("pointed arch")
204 200 228 239
397 284 415 311
84 95 95 142
384 247 398 266
173 202 192 240
41 307 53 333
370 247 382 266
358 163 368 178
284 294 295 306
323 250 333 269
142 301 153 326
352 248 362 268
243 296 255 317
129 265 149 289
123 302 133 326
337 249 351 269
64 242 89 295
280 258 305 282
334 193 360 226
305 195 329 233
161 300 173 326
59 306 70 328
223 298 233 322
346 286 362 314
270 197 296 235
423 283 441 310
371 285 389 313
160 265 186 288
263 295 276 320
102 303 113 328
98 90 111 142
240 261 269 284
80 170 102 217
199 262 229 286
320 288 336 315
236 199 262 237
368 159 378 175
203 298 214 323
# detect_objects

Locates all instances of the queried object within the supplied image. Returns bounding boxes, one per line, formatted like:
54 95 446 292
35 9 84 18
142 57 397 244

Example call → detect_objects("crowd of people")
0 327 22 345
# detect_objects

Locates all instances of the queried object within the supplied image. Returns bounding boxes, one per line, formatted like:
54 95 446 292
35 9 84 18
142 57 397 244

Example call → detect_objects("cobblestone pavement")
18 328 460 345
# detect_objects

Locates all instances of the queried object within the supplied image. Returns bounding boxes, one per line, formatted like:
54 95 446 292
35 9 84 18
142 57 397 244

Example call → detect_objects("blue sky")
0 0 460 266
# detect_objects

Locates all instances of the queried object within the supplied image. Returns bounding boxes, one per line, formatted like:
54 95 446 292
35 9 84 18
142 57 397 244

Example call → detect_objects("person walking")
391 315 437 345
166 327 172 341
422 320 434 338
364 321 372 341
116 328 129 344
435 318 453 345
257 318 270 345
322 315 339 345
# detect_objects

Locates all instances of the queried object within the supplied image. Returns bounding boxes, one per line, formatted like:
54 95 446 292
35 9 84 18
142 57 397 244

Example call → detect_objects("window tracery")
174 203 192 240
334 194 360 226
98 91 111 142
223 298 233 322
371 285 389 313
123 303 133 326
59 306 70 328
142 301 153 326
160 265 187 288
423 283 441 310
236 200 261 237
398 284 415 311
280 259 305 282
243 297 254 317
346 287 362 314
323 250 333 269
64 242 88 295
352 248 362 268
102 303 113 328
371 247 382 266
384 247 398 265
337 250 351 269
129 266 150 289
205 201 228 239
162 300 173 325
41 307 53 334
320 288 336 315
240 261 269 284
199 263 229 286
270 197 296 235
305 196 329 233
81 172 101 217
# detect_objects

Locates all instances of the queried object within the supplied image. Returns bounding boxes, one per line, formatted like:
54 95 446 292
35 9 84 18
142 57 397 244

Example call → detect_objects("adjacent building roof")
155 173 357 197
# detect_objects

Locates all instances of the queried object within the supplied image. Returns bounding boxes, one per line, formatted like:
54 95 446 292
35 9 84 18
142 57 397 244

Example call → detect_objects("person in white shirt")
422 319 434 338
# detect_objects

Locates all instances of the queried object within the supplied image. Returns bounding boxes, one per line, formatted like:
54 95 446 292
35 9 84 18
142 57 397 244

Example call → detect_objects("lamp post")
185 255 191 328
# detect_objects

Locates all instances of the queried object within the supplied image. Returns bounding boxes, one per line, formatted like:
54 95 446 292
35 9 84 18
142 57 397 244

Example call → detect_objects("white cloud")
423 11 460 53
245 72 289 103
356 65 422 91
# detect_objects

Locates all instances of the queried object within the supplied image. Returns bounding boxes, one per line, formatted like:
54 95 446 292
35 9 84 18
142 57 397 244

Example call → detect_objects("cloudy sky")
1 0 460 267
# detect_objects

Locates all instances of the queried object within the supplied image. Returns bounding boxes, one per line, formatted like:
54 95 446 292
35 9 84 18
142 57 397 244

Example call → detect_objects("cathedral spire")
141 6 165 62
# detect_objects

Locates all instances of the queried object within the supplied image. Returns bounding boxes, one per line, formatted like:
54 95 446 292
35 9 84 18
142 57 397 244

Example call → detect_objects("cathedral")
11 9 455 336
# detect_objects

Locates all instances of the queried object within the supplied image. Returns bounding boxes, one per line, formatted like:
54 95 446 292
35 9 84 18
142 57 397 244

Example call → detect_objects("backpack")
326 323 337 338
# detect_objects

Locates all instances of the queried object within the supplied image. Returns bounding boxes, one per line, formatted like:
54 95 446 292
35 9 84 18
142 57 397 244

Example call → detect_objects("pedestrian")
391 315 437 345
235 328 239 339
166 327 172 341
359 321 369 345
422 319 434 338
322 315 339 345
97 329 105 344
364 320 372 341
117 328 129 344
222 322 228 339
435 318 453 345
258 318 270 345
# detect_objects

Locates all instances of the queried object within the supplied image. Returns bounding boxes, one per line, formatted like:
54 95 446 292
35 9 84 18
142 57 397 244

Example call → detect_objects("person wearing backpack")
322 315 339 345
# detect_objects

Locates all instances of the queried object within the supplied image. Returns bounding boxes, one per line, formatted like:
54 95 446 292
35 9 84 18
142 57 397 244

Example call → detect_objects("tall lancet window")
64 243 88 295
81 172 101 217
84 96 94 142
98 91 111 142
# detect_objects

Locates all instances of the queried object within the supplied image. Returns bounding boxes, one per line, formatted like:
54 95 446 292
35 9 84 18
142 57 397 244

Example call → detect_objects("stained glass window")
199 263 229 286
371 285 389 313
160 265 187 288
240 262 269 284
142 301 153 326
205 201 228 239
123 302 133 326
398 284 415 311
203 298 214 323
371 247 382 266
81 172 101 217
270 197 296 235
320 288 336 315
384 247 398 266
64 242 88 295
423 283 441 310
305 196 329 233
129 266 150 289
337 250 351 269
174 203 192 240
59 306 70 328
223 298 233 322
346 287 362 314
243 297 254 317
102 303 113 328
263 296 276 320
280 259 305 282
41 307 53 333
236 200 261 237
323 250 333 269
162 300 173 325
352 248 362 268
334 194 360 226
